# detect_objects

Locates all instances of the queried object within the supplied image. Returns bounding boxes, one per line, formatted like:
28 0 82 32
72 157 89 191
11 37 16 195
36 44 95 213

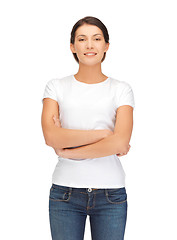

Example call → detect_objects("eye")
79 39 85 41
95 38 101 41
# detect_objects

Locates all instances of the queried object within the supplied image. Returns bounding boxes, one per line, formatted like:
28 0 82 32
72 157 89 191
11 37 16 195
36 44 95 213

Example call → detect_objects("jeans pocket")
49 185 71 202
105 188 127 204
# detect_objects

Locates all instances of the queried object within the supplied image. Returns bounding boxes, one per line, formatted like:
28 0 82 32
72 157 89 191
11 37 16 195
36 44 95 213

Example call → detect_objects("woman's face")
70 24 109 66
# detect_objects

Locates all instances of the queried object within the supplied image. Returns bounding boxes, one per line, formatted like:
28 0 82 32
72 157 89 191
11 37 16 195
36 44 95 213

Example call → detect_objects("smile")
84 52 97 56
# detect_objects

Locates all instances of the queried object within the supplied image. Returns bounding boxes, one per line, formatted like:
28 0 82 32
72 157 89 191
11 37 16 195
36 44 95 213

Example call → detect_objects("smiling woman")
69 22 110 83
70 17 109 68
41 16 135 240
70 26 109 67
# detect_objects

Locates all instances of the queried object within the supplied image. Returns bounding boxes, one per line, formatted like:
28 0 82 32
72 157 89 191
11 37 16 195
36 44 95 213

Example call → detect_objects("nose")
86 39 94 49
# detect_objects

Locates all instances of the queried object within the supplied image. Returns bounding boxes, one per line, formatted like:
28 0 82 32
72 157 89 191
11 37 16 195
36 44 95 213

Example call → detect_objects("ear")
70 43 76 53
104 42 110 53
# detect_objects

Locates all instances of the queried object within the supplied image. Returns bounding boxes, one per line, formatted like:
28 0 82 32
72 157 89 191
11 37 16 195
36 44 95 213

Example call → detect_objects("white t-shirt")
42 74 135 188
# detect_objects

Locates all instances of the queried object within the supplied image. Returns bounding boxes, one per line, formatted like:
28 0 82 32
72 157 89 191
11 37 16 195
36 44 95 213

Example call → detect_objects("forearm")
47 127 108 149
59 133 127 159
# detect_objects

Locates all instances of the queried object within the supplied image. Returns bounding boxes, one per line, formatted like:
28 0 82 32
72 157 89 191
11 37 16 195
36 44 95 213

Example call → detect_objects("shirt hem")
51 180 125 189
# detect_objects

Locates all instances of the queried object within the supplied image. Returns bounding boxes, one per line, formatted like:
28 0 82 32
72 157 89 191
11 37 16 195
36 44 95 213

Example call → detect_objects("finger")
54 118 60 123
118 153 123 156
53 116 57 122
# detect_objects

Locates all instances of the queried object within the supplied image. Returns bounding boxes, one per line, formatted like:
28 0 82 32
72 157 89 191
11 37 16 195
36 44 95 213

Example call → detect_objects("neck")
74 62 108 83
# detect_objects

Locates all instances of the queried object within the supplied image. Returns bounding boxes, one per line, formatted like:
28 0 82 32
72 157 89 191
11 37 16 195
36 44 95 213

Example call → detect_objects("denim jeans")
49 184 127 240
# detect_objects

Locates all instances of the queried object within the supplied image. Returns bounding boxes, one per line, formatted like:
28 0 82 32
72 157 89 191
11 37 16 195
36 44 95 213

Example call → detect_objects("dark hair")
70 16 109 63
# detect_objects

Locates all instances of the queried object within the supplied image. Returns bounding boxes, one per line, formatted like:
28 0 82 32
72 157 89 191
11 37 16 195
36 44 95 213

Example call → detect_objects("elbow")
44 134 52 147
45 133 63 149
122 144 129 153
115 137 130 153
43 132 54 147
45 138 57 148
114 133 132 154
121 141 131 153
116 145 127 154
45 139 52 147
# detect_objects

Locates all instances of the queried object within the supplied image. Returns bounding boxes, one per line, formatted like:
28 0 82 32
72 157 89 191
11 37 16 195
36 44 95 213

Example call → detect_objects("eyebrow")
76 34 102 38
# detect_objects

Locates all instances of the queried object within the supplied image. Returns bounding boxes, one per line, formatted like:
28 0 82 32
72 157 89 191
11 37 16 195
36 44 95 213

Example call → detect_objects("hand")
52 115 64 155
54 147 66 157
54 148 77 160
116 144 131 157
53 115 61 127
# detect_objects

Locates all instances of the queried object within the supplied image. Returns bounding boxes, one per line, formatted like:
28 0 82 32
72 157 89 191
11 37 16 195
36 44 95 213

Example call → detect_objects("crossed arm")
52 115 131 160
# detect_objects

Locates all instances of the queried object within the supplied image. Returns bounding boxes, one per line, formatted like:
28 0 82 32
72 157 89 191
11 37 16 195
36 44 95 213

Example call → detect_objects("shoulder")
47 75 71 85
45 75 73 92
110 77 133 92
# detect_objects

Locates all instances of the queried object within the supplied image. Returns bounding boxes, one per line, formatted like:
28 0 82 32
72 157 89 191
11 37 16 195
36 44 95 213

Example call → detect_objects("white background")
0 0 177 239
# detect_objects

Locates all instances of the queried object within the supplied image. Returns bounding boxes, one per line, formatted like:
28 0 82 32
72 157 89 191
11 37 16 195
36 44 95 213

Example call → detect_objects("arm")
55 105 134 159
41 98 112 149
49 128 111 149
55 133 128 159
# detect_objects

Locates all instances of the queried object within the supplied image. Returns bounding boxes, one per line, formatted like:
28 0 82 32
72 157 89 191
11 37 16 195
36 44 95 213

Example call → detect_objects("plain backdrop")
0 0 177 239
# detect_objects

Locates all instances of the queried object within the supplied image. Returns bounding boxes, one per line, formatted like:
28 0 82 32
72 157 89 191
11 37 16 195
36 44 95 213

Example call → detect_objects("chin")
80 59 102 66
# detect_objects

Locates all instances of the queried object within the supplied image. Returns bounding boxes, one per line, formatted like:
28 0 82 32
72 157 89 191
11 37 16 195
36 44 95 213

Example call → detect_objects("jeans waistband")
51 183 125 193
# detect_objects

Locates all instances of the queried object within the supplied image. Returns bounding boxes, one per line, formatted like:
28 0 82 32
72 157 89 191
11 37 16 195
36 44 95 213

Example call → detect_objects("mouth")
84 52 97 56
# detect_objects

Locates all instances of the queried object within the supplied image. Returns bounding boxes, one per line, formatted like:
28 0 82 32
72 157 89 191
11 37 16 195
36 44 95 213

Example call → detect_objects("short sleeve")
42 79 58 104
116 82 135 109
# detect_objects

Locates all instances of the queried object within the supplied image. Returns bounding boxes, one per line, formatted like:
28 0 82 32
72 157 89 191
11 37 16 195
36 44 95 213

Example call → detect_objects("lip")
84 52 97 55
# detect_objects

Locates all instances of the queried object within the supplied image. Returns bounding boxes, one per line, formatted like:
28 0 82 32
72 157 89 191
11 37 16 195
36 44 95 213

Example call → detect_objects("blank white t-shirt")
42 74 135 188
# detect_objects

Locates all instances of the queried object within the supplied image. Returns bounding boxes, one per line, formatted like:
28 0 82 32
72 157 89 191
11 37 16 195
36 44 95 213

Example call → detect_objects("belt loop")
105 189 108 196
69 187 72 194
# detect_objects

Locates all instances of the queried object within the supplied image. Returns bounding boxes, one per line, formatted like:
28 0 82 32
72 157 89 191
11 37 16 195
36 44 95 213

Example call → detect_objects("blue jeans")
49 184 127 240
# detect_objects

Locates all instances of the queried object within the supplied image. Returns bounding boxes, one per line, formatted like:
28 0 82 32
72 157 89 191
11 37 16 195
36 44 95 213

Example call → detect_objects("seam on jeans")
87 192 96 210
49 192 71 202
52 184 70 191
105 189 127 204
49 188 72 202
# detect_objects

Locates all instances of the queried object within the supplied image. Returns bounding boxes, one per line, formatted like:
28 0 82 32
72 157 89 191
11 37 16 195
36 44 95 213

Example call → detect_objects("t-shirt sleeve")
41 79 58 104
116 82 135 109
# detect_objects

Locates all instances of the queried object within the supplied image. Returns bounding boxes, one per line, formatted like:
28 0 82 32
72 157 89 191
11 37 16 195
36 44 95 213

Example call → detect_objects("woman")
41 16 135 240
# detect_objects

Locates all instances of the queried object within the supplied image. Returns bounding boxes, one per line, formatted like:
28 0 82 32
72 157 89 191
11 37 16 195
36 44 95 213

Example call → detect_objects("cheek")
74 43 84 53
96 43 106 52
